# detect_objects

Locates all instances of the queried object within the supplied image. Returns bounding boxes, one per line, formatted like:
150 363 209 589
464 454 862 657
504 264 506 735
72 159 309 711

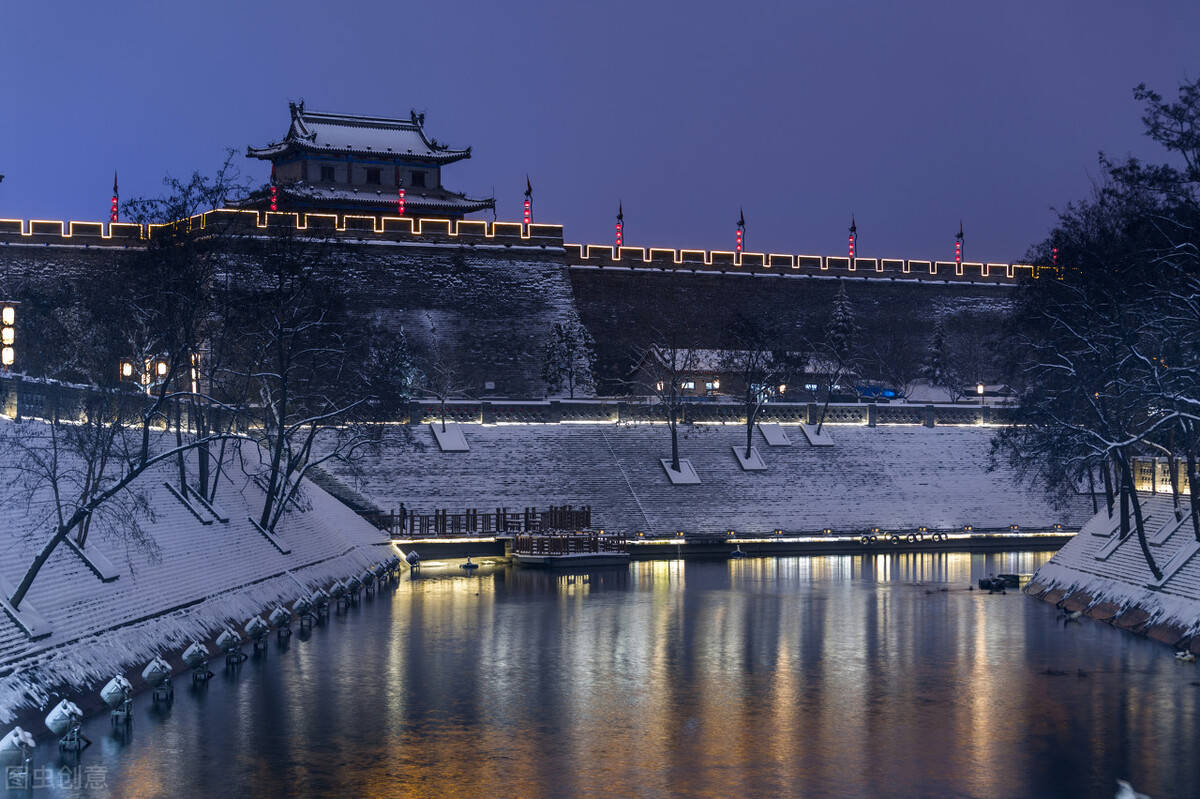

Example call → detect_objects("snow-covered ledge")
800 424 835 447
757 423 791 446
1027 494 1200 653
660 458 701 485
732 446 767 471
430 422 469 452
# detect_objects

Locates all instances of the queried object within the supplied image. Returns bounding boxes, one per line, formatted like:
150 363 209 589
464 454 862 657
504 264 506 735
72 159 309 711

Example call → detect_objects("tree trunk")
669 391 680 472
1103 456 1115 518
1188 448 1200 543
1119 452 1162 580
175 401 187 494
1087 464 1098 515
745 410 754 459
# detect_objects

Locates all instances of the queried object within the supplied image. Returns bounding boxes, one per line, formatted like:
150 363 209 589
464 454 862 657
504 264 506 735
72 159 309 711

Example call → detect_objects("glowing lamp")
615 220 622 248
1 348 12 367
976 383 984 395
777 384 786 394
110 196 118 223
955 239 962 265
712 379 720 389
1051 247 1058 265
735 228 743 253
269 185 278 213
156 361 169 378
398 187 406 216
1 328 12 346
1 307 13 326
523 198 531 226
655 381 664 391
120 361 133 378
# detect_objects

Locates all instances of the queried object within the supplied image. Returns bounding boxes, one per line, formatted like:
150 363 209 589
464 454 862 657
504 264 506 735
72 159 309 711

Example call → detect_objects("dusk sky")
2 1 1197 262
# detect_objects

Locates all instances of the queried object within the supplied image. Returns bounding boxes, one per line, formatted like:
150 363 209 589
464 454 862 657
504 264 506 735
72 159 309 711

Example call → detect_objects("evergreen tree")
541 320 596 399
921 319 953 400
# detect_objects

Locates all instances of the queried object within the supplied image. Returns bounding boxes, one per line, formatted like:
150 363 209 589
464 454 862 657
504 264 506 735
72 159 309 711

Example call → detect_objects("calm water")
23 552 1200 799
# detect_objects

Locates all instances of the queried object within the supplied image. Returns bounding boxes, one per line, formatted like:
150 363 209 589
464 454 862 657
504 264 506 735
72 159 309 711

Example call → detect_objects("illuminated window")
366 168 381 185
320 165 335 182
681 380 695 390
705 381 718 391
411 170 427 188
804 383 818 392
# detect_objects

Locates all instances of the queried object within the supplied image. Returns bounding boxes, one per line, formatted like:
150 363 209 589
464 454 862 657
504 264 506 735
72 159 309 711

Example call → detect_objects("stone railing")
0 377 1014 428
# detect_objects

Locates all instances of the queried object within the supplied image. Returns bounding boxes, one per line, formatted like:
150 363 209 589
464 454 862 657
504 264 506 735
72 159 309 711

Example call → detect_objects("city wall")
0 210 1038 395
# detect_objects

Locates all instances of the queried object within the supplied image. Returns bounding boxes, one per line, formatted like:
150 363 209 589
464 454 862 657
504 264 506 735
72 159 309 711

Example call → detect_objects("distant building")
245 101 494 220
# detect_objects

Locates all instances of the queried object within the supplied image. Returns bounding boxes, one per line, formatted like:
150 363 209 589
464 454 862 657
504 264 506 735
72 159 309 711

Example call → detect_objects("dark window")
320 165 335 182
366 168 381 185
410 170 426 188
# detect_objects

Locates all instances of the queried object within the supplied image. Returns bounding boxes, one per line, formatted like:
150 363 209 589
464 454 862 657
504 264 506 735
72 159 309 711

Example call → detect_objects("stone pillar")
924 405 936 428
407 400 421 426
867 402 877 427
548 400 562 424
806 403 818 425
480 402 495 425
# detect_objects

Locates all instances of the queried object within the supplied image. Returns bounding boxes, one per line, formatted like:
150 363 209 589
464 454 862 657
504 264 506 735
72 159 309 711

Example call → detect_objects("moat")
28 553 1200 798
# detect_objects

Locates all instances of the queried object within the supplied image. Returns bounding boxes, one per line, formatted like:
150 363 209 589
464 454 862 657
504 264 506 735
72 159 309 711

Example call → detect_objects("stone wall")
0 210 1028 399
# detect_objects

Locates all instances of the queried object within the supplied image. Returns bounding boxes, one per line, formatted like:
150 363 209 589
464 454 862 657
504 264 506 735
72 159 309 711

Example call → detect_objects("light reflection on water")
36 552 1200 799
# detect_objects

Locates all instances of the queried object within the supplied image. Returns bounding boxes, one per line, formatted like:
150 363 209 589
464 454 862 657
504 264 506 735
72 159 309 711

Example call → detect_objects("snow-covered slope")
329 422 1089 534
0 419 391 721
1028 495 1200 646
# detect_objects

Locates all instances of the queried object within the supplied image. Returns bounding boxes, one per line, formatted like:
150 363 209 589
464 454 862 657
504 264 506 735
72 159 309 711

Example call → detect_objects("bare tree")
719 316 806 459
634 336 700 473
814 282 859 434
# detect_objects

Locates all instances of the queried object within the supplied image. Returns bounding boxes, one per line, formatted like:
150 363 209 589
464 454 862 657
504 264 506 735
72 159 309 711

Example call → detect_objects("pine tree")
921 318 951 396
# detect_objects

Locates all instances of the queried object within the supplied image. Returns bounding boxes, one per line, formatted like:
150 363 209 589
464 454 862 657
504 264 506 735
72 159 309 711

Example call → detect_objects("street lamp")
1 302 15 369
977 382 985 408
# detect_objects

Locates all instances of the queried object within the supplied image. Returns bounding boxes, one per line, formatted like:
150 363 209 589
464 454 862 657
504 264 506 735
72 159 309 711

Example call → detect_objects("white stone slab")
1149 539 1200 588
660 458 701 485
732 446 768 471
0 574 51 640
431 422 469 452
63 536 120 582
758 423 792 446
800 423 836 447
1149 510 1189 546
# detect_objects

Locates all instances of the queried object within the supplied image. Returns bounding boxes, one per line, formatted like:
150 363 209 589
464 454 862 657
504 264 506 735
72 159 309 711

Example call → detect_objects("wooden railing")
365 505 592 538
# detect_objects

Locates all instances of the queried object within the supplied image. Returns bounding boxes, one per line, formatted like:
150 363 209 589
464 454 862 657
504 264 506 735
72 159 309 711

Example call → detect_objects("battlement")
564 243 1051 285
0 208 566 250
0 210 1051 285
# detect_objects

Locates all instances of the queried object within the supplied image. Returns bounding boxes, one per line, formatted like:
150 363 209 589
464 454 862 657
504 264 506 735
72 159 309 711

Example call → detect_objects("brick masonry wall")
1 232 1016 398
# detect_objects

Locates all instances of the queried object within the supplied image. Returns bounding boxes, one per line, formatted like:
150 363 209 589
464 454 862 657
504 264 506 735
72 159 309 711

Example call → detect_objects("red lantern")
110 171 118 223
736 228 743 253
523 198 531 226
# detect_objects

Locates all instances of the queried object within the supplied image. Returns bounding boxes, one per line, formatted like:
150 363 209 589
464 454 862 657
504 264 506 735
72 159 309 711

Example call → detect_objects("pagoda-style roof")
252 182 494 217
247 101 473 165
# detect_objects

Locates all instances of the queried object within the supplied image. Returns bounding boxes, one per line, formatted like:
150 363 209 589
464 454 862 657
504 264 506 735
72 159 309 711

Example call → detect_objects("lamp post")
1 302 15 371
977 382 985 408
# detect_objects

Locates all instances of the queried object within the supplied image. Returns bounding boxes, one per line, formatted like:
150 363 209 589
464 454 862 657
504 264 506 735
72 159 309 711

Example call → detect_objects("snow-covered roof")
248 102 472 164
277 182 494 214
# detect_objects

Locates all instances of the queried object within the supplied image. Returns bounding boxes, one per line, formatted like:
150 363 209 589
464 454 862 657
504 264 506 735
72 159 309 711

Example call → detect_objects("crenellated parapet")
0 209 565 250
0 210 1051 284
564 243 1051 285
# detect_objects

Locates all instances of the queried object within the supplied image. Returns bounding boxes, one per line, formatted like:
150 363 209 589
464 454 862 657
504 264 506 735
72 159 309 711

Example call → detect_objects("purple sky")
2 1 1197 262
